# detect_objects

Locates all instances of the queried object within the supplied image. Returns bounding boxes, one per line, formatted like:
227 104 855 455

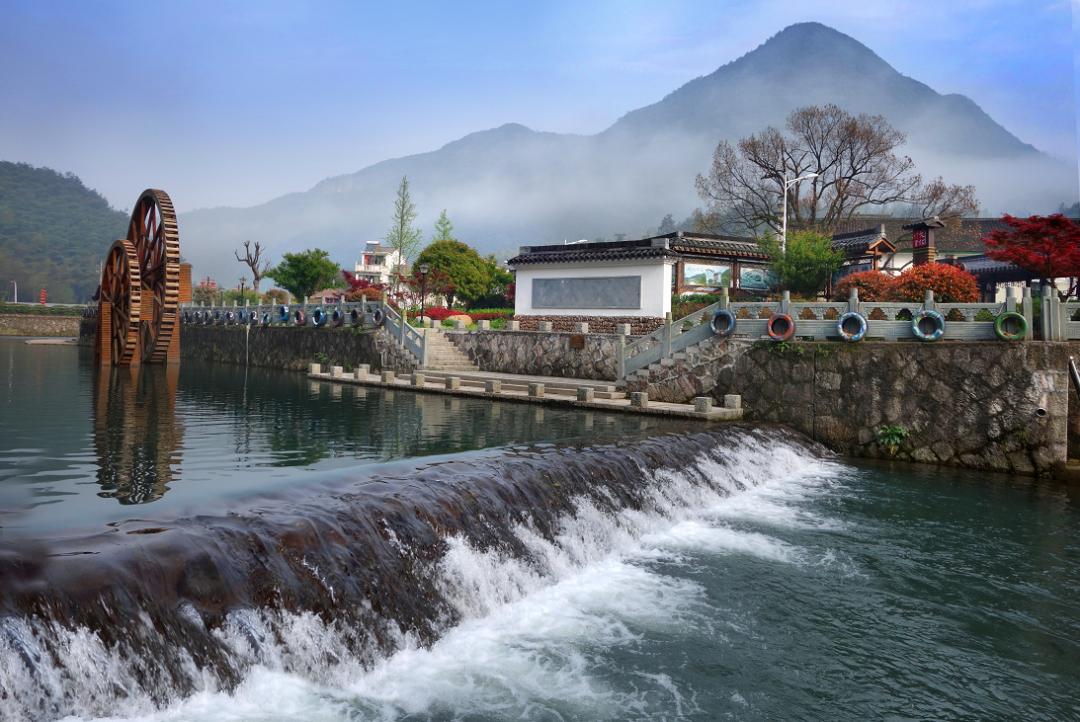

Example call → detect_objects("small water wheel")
97 239 143 365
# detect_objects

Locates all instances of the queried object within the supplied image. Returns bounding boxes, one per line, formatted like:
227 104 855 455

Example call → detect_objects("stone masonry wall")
625 337 1077 476
0 314 81 337
514 315 664 335
447 330 620 380
152 324 417 373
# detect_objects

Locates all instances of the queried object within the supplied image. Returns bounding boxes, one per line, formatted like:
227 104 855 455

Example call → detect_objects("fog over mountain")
180 22 1078 283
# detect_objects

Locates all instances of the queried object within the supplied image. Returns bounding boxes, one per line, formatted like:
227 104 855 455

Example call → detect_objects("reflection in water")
0 338 696 533
92 364 183 504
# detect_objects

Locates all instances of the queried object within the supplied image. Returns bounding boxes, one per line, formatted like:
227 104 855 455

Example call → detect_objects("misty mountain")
179 22 1076 283
0 161 127 303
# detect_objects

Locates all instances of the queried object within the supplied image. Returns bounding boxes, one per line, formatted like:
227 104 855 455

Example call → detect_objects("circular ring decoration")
371 307 386 327
97 239 143 365
312 307 327 327
237 310 248 324
766 313 796 342
994 311 1027 341
225 311 236 325
203 311 213 325
277 305 290 324
836 311 868 343
912 310 945 342
710 309 736 338
193 311 202 324
249 312 259 326
350 308 361 325
261 312 271 327
293 309 306 326
213 311 223 325
127 189 181 364
332 309 345 327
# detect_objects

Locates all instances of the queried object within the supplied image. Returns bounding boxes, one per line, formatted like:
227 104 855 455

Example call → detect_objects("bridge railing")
178 299 428 366
620 286 1036 379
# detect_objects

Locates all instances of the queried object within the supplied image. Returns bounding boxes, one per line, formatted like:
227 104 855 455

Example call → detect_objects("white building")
353 241 404 286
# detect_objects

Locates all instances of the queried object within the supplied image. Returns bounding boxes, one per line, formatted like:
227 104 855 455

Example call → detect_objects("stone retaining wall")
626 337 1078 475
514 315 664 335
0 314 81 337
447 330 620 380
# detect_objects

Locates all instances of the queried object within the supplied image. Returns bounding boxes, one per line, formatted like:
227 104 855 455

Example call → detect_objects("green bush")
0 303 85 316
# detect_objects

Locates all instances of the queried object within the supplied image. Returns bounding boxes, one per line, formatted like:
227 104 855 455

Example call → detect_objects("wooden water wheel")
97 239 142 365
127 189 181 363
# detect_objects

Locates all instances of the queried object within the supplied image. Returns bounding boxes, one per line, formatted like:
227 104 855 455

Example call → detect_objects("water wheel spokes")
128 189 180 363
98 240 142 365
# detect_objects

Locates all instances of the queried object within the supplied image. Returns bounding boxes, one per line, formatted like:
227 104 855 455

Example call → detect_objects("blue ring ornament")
836 311 868 342
912 309 945 342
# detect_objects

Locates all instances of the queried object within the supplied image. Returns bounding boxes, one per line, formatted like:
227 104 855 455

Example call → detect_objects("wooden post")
98 301 112 365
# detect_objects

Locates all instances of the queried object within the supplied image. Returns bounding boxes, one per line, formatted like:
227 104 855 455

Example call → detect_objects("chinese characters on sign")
912 229 928 249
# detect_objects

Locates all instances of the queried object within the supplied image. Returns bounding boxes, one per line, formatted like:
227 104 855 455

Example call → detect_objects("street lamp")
418 262 431 324
769 171 820 255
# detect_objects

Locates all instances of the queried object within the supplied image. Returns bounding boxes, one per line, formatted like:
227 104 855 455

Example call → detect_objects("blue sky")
0 0 1076 212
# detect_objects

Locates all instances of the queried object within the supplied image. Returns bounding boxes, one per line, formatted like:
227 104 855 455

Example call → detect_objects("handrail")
180 299 428 365
1070 356 1080 396
619 286 1038 380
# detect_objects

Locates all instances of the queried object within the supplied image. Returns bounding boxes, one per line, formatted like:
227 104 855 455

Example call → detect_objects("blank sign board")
532 276 641 309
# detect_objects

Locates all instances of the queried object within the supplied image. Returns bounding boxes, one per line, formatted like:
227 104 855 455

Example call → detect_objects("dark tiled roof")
830 216 1075 252
670 235 768 260
507 245 670 265
830 226 896 256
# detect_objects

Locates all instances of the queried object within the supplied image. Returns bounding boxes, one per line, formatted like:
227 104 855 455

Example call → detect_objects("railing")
620 286 1037 379
1046 288 1080 341
179 299 428 366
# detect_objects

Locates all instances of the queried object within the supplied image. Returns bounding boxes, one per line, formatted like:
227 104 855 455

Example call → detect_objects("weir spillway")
0 426 822 721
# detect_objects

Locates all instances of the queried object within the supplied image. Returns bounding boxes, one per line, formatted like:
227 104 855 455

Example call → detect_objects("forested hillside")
0 162 127 303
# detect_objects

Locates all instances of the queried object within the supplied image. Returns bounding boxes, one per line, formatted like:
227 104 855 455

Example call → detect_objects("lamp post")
10 280 16 304
774 171 820 255
418 262 430 324
238 276 247 306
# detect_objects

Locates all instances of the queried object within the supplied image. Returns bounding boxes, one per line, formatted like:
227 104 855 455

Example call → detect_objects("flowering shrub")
409 307 463 321
890 263 979 303
831 271 895 301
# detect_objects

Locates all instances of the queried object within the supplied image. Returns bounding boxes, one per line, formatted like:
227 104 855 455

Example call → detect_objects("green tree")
415 240 489 307
265 248 341 302
758 230 843 298
432 209 455 242
386 176 422 290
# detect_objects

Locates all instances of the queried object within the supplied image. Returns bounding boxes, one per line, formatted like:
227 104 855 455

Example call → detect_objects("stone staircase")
421 329 479 372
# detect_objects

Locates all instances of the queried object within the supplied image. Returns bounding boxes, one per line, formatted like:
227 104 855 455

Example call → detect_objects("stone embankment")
447 330 621 381
1 314 81 337
624 336 1077 476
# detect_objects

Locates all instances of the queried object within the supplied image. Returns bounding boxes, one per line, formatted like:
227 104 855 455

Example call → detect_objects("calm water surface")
0 338 691 534
0 338 1077 721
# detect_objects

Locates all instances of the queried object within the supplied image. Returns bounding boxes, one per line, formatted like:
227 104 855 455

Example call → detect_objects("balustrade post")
421 329 429 367
617 334 626 379
662 312 672 357
924 289 935 312
1041 285 1055 341
720 287 729 310
1005 286 1016 314
1022 286 1033 337
848 287 860 314
780 290 790 315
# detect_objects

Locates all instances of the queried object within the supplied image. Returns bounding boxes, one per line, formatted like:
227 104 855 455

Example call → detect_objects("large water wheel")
127 189 181 364
97 239 142 365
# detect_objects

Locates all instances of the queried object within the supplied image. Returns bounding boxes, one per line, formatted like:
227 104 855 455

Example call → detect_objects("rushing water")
1 338 1078 721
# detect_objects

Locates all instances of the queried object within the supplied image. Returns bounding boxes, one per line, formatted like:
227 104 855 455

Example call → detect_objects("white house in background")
508 237 679 322
353 241 403 286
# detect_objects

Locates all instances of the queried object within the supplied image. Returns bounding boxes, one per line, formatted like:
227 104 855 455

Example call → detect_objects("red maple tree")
984 214 1080 298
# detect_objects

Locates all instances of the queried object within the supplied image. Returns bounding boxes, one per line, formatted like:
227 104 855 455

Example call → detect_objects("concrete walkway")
308 364 741 422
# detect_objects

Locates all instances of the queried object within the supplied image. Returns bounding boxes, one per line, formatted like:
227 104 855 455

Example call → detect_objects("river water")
0 338 1077 721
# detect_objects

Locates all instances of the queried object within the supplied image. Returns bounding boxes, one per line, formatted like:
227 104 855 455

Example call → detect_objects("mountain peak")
737 21 892 75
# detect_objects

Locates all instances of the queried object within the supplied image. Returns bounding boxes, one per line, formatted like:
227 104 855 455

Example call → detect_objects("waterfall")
0 426 830 721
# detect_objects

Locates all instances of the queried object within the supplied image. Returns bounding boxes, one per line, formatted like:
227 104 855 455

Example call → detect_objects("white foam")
24 431 840 722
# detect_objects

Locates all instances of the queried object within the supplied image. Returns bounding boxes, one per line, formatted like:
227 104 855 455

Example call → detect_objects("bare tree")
695 104 978 235
234 240 271 295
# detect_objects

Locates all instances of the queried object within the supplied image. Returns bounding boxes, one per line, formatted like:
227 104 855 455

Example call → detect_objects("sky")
0 0 1076 213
